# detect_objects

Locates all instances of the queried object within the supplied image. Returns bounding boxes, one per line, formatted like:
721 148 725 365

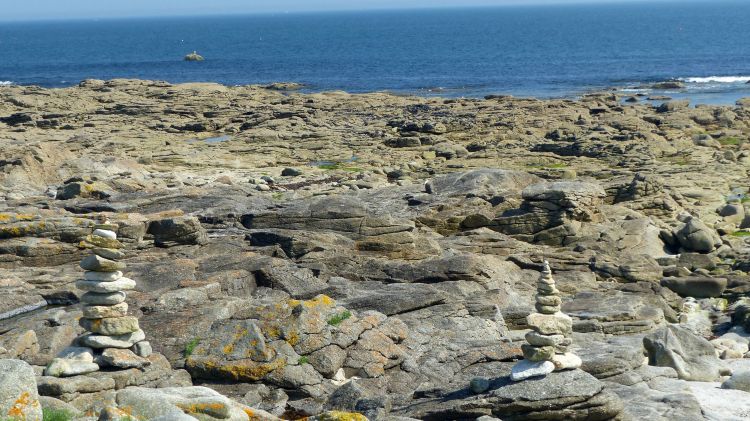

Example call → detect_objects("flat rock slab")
606 374 703 421
38 374 116 397
404 368 622 421
0 294 46 321
76 277 136 293
333 280 447 316
79 329 145 349
81 291 127 306
490 368 602 402
689 381 750 421
0 277 47 320
563 291 664 335
576 334 646 379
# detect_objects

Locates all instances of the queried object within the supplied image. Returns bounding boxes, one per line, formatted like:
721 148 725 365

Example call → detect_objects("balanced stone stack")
46 224 151 377
510 261 581 381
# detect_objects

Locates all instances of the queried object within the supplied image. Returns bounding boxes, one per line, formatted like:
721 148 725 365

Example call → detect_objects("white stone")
44 358 99 377
84 270 122 282
76 277 136 293
55 346 95 363
331 367 357 386
510 359 555 381
93 229 117 240
551 352 582 371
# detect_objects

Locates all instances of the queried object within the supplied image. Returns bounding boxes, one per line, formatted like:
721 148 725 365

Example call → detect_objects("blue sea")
1 1 750 104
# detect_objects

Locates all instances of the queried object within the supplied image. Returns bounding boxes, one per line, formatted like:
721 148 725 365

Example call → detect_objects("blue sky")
2 0 702 22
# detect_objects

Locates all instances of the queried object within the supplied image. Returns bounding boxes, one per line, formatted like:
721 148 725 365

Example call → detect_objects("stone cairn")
46 223 151 377
510 260 581 381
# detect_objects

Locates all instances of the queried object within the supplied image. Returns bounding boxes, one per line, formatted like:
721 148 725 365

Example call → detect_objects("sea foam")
682 76 750 84
0 81 14 86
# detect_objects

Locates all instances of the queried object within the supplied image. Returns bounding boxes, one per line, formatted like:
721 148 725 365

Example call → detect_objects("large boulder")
185 295 408 395
0 359 43 421
147 215 208 247
492 181 606 245
55 180 112 200
427 169 540 202
660 276 727 298
673 217 721 253
643 324 729 381
563 290 665 335
722 371 750 393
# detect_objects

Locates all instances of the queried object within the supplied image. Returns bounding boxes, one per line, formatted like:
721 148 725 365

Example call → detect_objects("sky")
0 0 705 22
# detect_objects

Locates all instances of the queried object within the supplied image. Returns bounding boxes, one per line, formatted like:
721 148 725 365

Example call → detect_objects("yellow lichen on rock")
303 411 369 421
7 391 41 420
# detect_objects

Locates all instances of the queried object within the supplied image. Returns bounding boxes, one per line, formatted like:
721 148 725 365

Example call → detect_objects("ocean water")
1 1 750 104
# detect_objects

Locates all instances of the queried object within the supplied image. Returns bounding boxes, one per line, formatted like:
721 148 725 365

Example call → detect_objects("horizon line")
0 0 721 24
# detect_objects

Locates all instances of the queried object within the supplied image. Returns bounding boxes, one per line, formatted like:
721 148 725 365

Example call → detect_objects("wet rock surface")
2 80 750 418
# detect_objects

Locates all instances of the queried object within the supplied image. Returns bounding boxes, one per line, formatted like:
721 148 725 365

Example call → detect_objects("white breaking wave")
681 76 750 84
0 81 13 86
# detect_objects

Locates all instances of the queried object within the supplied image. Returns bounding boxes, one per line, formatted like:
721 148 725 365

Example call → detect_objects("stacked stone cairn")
45 223 152 377
510 260 581 381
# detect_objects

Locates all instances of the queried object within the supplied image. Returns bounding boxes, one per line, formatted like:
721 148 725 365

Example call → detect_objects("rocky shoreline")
2 79 750 419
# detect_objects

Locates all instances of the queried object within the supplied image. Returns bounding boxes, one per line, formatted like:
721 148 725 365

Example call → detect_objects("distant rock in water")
184 51 204 61
651 81 685 89
265 82 305 91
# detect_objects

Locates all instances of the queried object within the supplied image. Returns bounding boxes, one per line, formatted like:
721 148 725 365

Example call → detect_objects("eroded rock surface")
2 80 750 419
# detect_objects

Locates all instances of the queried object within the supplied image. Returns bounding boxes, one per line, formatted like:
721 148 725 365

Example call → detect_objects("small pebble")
470 376 490 394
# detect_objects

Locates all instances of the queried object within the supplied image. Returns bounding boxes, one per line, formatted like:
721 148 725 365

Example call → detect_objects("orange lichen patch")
176 402 227 417
262 324 282 340
187 357 285 382
81 234 122 249
221 325 253 355
285 330 300 346
285 295 335 320
0 221 48 238
101 406 136 421
188 403 225 411
7 391 40 419
300 411 369 421
292 294 336 309
0 213 36 223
